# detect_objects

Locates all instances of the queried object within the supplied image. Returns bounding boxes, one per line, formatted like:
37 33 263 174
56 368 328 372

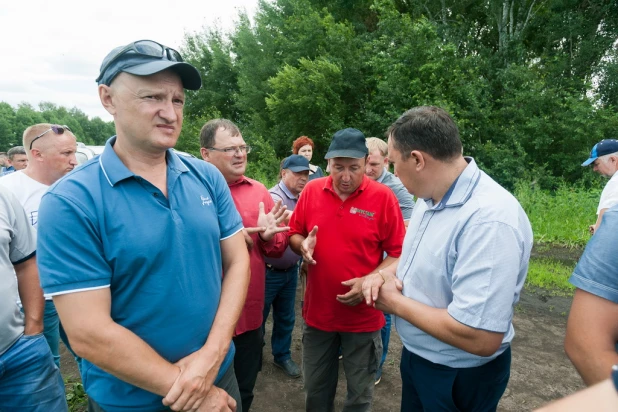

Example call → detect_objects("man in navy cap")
262 154 310 379
289 128 406 411
581 139 618 234
36 40 249 412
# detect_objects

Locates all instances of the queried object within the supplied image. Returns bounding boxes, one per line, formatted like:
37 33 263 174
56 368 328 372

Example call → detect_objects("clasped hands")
162 347 236 412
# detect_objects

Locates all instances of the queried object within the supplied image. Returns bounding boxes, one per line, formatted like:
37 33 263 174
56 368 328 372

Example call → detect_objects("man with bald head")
36 40 249 412
0 123 78 368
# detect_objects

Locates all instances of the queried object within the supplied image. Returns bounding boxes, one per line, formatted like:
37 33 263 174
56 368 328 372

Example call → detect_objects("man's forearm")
68 318 180 396
373 256 399 274
569 348 618 386
15 257 44 334
201 257 250 364
392 294 503 357
289 234 305 255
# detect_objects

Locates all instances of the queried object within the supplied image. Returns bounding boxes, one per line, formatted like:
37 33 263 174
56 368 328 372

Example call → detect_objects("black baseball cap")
96 40 202 90
282 155 310 172
324 128 368 159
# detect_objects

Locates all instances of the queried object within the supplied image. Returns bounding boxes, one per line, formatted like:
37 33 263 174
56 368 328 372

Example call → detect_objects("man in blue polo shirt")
565 204 618 386
37 40 250 412
362 106 533 411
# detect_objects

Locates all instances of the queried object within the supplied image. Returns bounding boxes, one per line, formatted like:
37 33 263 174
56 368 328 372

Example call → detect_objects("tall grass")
514 182 601 247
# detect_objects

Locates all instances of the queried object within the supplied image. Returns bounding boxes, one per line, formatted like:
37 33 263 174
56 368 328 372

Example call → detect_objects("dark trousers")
233 327 263 412
87 363 241 412
303 324 381 412
400 346 511 412
262 264 298 363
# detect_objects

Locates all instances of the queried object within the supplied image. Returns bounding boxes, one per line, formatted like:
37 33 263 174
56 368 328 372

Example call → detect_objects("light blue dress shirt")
395 158 533 368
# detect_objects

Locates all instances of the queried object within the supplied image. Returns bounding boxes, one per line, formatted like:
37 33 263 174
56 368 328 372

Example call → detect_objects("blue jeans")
0 334 68 411
400 346 511 411
379 312 391 369
262 264 298 363
43 300 61 368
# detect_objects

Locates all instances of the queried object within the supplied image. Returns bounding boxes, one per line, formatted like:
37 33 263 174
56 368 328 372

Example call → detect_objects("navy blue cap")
582 139 618 166
96 41 202 90
282 154 310 172
325 128 368 159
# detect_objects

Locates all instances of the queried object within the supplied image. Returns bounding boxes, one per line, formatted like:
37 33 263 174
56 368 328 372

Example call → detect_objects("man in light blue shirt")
362 106 533 411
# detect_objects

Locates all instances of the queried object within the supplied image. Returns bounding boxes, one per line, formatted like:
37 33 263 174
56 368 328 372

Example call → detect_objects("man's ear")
410 150 425 171
200 147 210 161
98 84 116 116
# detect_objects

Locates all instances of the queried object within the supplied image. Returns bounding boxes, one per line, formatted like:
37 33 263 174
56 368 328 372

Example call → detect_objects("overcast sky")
0 0 258 121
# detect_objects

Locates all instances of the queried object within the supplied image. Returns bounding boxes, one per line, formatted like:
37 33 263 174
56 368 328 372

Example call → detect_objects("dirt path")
60 285 584 411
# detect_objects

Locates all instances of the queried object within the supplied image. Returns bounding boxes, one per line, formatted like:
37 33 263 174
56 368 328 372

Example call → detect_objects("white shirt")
598 171 618 214
0 171 51 300
0 171 48 229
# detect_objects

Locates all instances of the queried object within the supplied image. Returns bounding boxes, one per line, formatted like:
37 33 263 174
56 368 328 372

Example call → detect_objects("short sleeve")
2 189 36 264
570 207 618 303
448 222 525 333
598 178 618 213
212 171 243 240
392 184 415 220
380 193 405 258
37 192 112 295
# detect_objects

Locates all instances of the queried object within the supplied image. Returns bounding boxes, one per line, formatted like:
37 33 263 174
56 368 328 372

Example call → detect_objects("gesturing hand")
337 277 364 306
301 226 318 265
256 200 290 242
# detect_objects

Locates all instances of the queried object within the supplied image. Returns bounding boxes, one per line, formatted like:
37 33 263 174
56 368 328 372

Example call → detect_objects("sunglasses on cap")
30 125 72 150
96 40 183 82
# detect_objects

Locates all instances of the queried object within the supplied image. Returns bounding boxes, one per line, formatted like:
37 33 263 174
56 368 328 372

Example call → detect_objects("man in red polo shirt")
289 128 406 412
200 118 289 412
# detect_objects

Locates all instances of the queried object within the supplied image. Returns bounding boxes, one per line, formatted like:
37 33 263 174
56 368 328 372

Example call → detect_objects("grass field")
514 182 600 248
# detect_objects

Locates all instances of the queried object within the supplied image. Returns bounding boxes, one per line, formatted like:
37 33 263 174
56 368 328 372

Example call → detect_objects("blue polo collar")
99 136 189 187
427 157 481 210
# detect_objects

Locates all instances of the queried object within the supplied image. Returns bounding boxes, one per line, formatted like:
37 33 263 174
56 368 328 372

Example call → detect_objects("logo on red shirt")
350 206 375 219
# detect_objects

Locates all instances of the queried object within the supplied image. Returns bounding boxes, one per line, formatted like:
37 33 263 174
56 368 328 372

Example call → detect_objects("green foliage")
526 258 576 295
65 379 87 411
181 0 618 189
0 102 115 150
515 181 602 247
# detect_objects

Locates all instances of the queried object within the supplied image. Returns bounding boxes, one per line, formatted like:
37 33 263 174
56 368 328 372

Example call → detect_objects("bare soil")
60 248 585 411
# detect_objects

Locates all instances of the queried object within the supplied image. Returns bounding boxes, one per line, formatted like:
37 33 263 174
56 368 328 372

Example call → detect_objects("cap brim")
288 166 310 172
581 157 596 166
124 60 202 90
324 150 367 159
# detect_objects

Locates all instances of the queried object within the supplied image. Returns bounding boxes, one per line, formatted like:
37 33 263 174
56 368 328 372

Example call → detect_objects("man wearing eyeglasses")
200 118 289 412
36 40 249 412
0 123 78 371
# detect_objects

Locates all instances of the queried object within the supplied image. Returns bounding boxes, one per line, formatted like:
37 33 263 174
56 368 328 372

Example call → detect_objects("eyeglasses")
30 125 72 149
96 40 183 82
207 145 252 155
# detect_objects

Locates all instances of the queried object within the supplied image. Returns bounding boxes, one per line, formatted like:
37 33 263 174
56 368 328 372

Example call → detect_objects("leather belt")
266 263 298 272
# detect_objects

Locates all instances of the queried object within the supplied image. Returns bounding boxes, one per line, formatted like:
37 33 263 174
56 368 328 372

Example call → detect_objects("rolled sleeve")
570 207 618 303
448 222 524 333
37 192 112 295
